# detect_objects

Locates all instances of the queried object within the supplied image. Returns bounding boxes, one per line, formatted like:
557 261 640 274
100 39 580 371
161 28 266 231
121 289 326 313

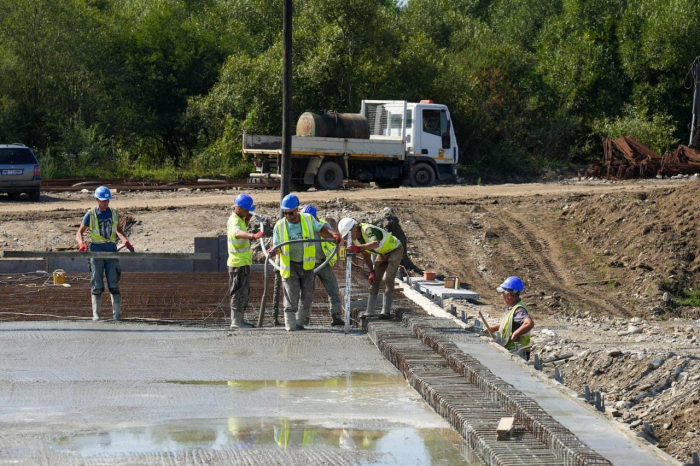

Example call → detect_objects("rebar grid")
366 316 612 466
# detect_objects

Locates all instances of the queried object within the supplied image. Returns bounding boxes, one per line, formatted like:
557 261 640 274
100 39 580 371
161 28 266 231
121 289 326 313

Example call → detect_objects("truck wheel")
29 190 41 202
410 163 436 187
315 161 344 190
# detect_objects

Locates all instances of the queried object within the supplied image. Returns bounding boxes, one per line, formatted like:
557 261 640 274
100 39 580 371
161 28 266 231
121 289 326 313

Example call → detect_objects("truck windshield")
0 148 37 165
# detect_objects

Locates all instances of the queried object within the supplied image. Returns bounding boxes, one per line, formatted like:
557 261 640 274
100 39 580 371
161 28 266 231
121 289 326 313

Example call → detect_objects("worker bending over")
487 276 534 358
338 218 403 319
76 186 134 321
270 194 342 331
227 193 265 329
301 205 344 327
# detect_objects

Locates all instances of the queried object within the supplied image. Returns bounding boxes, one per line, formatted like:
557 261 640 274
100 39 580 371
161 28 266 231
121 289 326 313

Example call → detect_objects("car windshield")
0 148 37 164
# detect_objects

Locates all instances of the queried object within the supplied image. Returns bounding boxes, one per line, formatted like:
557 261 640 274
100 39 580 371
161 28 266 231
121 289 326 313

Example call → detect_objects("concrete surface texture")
456 340 676 466
0 322 478 465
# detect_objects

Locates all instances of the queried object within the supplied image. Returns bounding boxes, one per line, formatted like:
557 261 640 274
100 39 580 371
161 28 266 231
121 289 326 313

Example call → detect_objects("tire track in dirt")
486 207 631 317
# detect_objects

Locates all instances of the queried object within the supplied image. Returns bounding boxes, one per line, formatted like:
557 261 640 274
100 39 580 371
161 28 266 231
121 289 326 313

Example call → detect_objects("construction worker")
227 193 265 329
76 186 134 321
301 205 344 327
338 218 403 319
269 194 342 331
486 276 534 358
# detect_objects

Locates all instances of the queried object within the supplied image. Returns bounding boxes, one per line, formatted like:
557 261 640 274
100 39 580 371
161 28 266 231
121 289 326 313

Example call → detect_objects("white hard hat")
338 218 357 237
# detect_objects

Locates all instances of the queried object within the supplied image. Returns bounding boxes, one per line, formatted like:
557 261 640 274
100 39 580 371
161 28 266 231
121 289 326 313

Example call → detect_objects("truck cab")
361 100 459 186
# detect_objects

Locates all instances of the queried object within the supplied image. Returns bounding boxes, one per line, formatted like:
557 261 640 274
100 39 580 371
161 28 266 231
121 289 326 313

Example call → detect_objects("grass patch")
674 288 700 307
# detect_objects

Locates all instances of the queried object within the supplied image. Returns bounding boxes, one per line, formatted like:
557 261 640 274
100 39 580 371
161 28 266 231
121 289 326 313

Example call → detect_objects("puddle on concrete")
51 417 481 464
166 372 404 390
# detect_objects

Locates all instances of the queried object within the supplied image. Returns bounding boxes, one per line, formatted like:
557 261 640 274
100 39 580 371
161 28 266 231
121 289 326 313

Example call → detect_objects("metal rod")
344 252 353 334
2 251 211 260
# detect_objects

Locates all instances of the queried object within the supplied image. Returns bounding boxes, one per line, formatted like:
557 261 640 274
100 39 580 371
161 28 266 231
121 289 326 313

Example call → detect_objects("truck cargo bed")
243 132 405 160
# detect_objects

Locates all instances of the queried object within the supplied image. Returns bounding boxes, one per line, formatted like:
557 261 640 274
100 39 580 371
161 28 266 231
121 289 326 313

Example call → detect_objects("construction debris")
586 136 700 180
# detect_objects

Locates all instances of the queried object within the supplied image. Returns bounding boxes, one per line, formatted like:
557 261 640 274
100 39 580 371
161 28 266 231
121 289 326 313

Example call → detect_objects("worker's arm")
487 323 501 333
76 224 88 246
511 316 534 341
116 224 135 252
352 240 379 251
319 224 339 238
235 229 263 240
361 250 373 273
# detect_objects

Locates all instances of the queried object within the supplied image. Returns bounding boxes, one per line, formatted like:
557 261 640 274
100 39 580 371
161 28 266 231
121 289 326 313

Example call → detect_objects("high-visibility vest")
500 301 531 350
355 223 400 255
274 213 316 278
318 217 337 267
227 213 252 268
88 207 118 244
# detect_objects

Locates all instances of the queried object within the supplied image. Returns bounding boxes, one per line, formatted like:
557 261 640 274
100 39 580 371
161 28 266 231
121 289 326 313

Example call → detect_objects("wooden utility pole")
280 0 293 201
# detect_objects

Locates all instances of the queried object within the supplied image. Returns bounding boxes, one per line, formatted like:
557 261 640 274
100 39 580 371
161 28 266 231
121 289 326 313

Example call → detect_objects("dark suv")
0 144 41 201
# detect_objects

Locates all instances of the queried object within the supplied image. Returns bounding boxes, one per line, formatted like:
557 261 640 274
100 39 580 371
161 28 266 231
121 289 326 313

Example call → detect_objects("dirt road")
0 179 683 214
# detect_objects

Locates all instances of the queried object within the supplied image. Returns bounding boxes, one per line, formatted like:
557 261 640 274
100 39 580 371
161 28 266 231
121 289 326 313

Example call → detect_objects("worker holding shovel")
486 276 535 359
76 186 134 321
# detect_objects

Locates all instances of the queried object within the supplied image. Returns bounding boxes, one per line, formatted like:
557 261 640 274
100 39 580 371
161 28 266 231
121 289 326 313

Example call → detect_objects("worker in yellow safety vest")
301 205 344 327
76 186 134 321
269 194 342 331
486 276 534 359
338 218 404 319
227 193 265 329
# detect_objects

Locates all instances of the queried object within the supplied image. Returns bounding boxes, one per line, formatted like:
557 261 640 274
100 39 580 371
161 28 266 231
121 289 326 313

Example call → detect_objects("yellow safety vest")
274 213 316 278
227 212 252 268
319 217 337 267
88 207 118 244
355 223 400 255
500 301 531 350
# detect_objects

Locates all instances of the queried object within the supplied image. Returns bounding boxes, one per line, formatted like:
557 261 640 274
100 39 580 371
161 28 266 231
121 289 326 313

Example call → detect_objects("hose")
256 235 341 328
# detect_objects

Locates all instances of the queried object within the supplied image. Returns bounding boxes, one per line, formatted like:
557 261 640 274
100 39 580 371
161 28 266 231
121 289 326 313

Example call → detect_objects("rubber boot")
284 311 297 332
330 304 345 326
91 294 101 321
231 311 253 329
111 294 122 321
362 294 379 318
378 294 393 320
296 305 310 330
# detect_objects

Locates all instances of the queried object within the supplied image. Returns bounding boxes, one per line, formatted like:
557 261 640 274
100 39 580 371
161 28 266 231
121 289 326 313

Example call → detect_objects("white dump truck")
243 100 459 190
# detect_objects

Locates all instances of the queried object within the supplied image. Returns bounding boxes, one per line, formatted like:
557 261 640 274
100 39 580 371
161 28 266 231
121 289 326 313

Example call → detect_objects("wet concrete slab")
0 321 479 465
456 341 674 466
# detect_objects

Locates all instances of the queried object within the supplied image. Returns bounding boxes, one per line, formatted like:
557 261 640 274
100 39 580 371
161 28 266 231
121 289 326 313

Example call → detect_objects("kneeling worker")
301 205 344 327
227 193 265 329
338 218 403 319
76 186 134 321
487 276 534 356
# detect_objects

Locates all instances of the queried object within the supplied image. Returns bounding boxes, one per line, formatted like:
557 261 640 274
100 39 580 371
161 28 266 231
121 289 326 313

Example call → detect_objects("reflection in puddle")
166 372 404 390
52 417 480 464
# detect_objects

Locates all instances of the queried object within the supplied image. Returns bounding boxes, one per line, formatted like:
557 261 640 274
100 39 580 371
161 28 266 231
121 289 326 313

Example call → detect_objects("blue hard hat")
301 205 317 217
281 194 299 210
94 186 112 201
497 276 524 293
234 193 255 211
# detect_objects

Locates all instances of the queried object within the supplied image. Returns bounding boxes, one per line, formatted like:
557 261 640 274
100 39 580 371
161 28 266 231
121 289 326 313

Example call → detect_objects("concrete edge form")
366 315 612 466
396 279 679 465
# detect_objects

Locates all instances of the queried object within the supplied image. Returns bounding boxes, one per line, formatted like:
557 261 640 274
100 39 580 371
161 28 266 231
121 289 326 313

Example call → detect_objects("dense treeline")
0 0 697 179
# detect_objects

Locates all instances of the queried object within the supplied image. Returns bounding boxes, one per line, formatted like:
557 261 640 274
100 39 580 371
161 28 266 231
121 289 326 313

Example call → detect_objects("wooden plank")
2 251 211 260
496 416 515 440
479 311 495 339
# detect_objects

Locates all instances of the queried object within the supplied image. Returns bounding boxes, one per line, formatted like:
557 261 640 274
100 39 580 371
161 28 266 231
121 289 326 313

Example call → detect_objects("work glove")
348 245 362 253
78 243 88 253
267 247 277 257
252 231 265 239
368 272 376 285
332 232 342 244
124 241 135 252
